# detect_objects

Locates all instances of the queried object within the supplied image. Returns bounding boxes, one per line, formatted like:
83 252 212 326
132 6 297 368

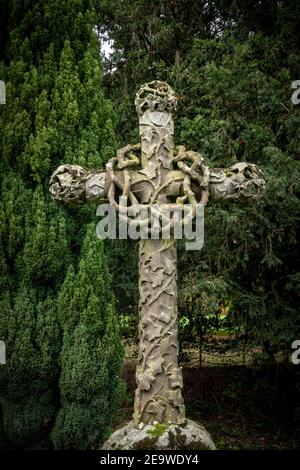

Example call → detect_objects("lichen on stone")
102 419 216 450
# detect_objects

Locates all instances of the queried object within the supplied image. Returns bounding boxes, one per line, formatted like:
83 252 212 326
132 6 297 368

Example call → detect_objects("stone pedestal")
102 419 216 450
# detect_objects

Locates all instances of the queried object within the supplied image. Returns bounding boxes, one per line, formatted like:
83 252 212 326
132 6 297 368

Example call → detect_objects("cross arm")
49 150 265 207
49 143 144 207
49 164 109 207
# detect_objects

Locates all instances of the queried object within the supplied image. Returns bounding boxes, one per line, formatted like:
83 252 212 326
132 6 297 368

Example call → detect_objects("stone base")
102 419 216 450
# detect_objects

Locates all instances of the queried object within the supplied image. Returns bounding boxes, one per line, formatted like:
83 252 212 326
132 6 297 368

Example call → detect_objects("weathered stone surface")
49 81 265 450
102 419 216 450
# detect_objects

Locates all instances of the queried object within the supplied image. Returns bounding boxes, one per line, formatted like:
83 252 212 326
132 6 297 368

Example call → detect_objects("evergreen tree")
98 1 300 360
51 224 125 449
0 0 124 448
172 33 300 359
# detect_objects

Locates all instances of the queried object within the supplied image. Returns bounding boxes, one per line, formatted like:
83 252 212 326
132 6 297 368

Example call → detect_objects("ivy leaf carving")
137 369 155 391
148 357 164 376
162 256 175 275
138 162 157 180
159 304 172 324
146 400 166 421
160 336 178 357
167 388 184 407
168 368 183 388
150 267 164 288
144 321 162 341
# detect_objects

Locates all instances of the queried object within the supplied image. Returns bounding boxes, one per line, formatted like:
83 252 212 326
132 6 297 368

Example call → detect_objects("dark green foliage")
0 0 299 450
0 287 60 448
100 1 300 361
172 34 300 359
105 238 139 340
0 0 124 449
51 225 125 449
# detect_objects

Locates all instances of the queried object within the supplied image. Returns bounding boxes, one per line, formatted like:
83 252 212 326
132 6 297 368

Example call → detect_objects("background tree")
51 224 125 449
0 0 124 448
0 0 299 449
98 0 300 363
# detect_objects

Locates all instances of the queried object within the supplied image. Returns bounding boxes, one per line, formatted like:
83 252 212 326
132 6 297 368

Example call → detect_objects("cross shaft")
49 81 265 427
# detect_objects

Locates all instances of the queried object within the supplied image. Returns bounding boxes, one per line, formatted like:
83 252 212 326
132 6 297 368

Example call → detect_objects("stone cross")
50 81 265 429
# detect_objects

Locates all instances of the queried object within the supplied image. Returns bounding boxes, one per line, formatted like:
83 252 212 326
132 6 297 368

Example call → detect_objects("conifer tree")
0 0 123 448
51 224 125 449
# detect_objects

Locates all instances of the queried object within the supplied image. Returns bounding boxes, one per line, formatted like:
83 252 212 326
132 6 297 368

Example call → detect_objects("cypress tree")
0 0 124 448
52 224 125 449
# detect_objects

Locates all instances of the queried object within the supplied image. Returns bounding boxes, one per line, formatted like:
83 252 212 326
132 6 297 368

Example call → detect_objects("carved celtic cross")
50 81 265 427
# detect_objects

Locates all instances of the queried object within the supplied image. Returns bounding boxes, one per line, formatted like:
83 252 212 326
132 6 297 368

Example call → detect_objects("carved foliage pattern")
48 81 265 428
133 83 185 425
134 238 185 425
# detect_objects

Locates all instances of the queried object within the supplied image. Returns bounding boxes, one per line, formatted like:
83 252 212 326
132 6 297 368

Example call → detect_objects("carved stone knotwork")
49 164 107 206
49 160 265 209
49 80 265 448
49 164 87 206
135 81 177 116
209 162 265 202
